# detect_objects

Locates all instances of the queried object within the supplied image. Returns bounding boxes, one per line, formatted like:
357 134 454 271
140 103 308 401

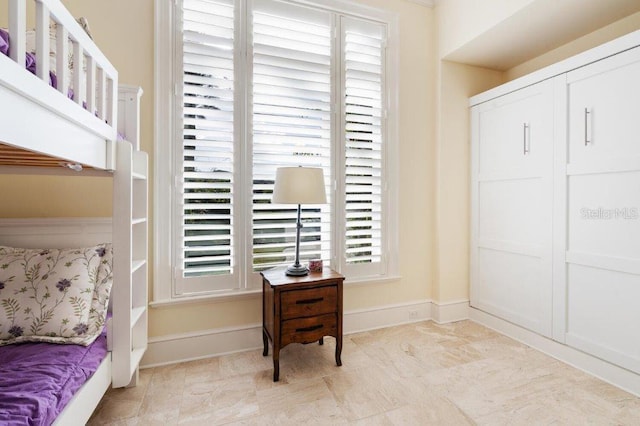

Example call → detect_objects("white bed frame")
0 1 148 424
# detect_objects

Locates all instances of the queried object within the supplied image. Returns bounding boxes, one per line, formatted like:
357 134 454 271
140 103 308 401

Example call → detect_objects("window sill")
344 274 402 287
150 288 262 308
149 274 402 308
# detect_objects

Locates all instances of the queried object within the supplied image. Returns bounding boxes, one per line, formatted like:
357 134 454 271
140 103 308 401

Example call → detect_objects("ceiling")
442 0 640 70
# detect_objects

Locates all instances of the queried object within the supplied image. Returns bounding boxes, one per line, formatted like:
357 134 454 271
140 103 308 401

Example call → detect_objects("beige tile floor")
88 320 640 425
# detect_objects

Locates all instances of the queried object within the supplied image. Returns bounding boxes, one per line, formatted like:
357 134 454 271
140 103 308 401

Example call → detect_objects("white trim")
141 299 467 367
148 276 406 308
153 0 175 303
344 300 432 334
470 308 640 398
150 289 262 308
344 274 402 286
381 9 400 282
294 0 404 20
142 323 263 368
431 299 470 324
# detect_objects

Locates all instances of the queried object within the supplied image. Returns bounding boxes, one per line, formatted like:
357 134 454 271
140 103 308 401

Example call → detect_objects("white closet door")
471 78 556 337
563 46 640 374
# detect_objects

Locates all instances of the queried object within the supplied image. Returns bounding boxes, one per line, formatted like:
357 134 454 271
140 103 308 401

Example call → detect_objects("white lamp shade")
272 167 327 204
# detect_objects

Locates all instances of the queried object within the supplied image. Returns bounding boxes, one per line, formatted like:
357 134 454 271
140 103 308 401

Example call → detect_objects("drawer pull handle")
296 324 324 333
296 297 324 305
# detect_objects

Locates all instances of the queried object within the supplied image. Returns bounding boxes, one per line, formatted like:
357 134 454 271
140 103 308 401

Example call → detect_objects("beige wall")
506 11 640 79
433 61 503 302
436 0 534 60
432 0 507 304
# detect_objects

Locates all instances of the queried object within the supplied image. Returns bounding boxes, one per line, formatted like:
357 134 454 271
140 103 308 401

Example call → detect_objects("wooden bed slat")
0 142 90 169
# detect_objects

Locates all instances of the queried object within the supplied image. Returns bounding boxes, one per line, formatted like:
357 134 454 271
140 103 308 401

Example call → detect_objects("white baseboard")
470 307 640 398
432 299 470 324
142 299 468 368
343 299 432 334
141 323 263 367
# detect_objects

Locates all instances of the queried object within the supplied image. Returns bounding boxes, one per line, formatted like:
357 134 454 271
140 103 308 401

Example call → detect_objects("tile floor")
88 321 640 425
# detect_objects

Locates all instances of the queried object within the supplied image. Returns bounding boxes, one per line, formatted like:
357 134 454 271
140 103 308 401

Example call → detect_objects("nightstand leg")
319 337 324 345
273 347 280 382
335 335 342 367
262 330 269 356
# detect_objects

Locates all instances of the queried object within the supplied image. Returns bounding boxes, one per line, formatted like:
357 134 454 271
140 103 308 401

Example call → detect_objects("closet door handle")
584 108 592 146
523 123 530 155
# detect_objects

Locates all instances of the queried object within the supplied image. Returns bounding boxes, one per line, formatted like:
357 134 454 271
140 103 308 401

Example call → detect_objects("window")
155 0 399 301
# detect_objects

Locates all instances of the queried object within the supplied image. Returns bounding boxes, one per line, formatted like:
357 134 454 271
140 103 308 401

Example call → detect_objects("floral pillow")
0 243 113 346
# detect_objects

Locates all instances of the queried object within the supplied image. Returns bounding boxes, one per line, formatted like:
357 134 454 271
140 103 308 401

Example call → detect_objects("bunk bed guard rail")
2 0 118 155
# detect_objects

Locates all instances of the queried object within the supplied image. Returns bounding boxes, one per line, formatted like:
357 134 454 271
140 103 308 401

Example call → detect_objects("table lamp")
272 166 327 276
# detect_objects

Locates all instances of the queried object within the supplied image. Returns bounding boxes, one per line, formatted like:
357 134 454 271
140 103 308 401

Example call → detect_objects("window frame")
154 0 400 304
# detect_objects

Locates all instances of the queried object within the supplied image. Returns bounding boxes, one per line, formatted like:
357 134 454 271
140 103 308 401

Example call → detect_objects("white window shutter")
170 0 394 296
178 0 238 293
251 1 332 272
341 17 386 277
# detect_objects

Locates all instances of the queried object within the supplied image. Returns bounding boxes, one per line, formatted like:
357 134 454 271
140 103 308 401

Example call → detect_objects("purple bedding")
0 331 108 426
0 28 58 89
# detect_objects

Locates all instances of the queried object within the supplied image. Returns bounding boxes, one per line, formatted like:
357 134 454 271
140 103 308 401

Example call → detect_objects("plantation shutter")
251 0 332 272
178 0 237 293
342 17 386 276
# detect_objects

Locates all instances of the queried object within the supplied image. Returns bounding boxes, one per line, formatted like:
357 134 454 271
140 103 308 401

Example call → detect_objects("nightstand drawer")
281 285 337 319
281 314 337 346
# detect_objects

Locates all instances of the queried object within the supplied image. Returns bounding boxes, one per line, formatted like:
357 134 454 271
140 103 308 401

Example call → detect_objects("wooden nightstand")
261 268 344 382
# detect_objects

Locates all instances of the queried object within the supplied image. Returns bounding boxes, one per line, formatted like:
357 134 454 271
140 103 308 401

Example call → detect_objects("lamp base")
285 263 309 276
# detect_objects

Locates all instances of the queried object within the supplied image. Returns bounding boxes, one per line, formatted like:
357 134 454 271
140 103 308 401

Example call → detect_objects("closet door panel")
479 179 544 246
471 78 556 338
568 172 640 259
568 46 640 165
478 89 549 176
478 249 547 333
564 45 640 372
566 264 640 374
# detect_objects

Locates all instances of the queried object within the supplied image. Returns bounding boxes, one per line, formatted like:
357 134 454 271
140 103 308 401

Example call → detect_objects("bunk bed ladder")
112 140 148 388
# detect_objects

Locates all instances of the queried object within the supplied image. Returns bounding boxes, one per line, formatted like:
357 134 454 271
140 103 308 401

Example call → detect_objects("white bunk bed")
0 0 148 424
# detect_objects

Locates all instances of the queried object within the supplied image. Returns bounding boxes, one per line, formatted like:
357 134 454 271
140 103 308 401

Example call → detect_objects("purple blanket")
0 332 108 426
0 28 57 89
